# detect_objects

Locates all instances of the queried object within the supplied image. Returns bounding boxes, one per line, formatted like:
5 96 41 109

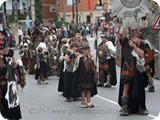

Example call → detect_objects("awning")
99 17 106 20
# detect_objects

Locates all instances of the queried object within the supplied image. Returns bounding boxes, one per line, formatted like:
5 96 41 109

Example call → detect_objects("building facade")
57 0 109 23
41 0 56 22
1 0 110 24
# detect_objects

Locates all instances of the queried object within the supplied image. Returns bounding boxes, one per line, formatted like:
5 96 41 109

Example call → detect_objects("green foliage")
18 13 26 20
53 15 58 22
53 15 69 28
54 21 68 28
35 0 42 22
150 1 159 12
6 15 14 23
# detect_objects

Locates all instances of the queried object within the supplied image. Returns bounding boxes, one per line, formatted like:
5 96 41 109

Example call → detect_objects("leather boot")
138 105 149 115
148 79 155 92
119 96 129 116
104 75 111 87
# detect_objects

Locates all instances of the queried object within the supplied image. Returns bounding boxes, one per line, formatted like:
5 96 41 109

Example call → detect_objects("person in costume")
28 36 39 74
0 33 22 120
77 45 97 108
106 23 117 86
97 33 116 87
63 41 79 102
136 31 159 92
35 36 48 84
19 36 29 71
118 25 149 116
58 38 69 92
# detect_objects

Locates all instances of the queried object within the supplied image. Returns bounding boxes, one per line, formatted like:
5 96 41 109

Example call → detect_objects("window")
50 5 55 12
99 0 103 6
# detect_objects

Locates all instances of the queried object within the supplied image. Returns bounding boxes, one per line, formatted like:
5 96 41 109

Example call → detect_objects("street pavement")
11 35 160 120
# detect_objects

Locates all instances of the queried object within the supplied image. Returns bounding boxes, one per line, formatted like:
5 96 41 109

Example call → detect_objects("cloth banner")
88 0 91 10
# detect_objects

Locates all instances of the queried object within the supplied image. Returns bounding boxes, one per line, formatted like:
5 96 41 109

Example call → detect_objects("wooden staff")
92 26 99 84
94 26 98 62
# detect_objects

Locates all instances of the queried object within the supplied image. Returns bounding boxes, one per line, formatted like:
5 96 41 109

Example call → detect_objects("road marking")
96 95 157 119
96 95 118 105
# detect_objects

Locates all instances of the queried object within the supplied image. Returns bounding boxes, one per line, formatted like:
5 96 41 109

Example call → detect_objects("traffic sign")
152 16 160 30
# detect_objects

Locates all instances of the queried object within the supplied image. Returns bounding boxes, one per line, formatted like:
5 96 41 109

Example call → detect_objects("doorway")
86 15 91 23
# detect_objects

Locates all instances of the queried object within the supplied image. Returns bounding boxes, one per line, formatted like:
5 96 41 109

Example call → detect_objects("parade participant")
16 59 26 93
48 35 59 76
0 33 22 119
97 33 116 87
107 23 116 46
77 45 97 108
19 36 29 71
58 38 69 92
137 31 158 92
63 26 69 38
46 18 54 32
0 21 3 33
118 25 149 116
9 32 16 47
107 23 117 86
63 41 79 102
49 31 57 48
35 36 48 84
35 47 47 84
81 26 88 38
18 26 23 46
45 36 53 76
28 36 38 74
59 38 81 100
75 33 82 47
89 23 94 37
56 34 64 77
81 35 89 47
31 18 43 41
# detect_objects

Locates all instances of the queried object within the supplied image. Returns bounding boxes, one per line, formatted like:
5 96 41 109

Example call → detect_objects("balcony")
96 6 103 10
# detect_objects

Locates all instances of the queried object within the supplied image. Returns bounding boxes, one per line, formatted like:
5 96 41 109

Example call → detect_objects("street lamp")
62 0 66 21
72 0 75 20
75 0 78 24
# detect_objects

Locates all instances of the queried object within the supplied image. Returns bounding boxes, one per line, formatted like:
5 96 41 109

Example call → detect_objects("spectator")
0 21 3 33
18 26 23 46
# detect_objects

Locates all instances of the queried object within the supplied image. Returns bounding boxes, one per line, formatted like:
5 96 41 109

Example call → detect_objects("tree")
150 1 159 13
35 0 42 22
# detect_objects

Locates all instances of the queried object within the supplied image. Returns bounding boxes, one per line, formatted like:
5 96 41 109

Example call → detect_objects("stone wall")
58 10 105 23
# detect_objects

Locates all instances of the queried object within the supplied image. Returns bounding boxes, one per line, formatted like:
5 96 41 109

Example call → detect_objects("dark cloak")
118 37 148 113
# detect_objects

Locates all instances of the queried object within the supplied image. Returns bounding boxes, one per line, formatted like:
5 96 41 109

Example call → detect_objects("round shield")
120 0 141 8
97 45 109 63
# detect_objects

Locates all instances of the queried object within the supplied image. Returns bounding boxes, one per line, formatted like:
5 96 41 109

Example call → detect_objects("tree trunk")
30 0 35 22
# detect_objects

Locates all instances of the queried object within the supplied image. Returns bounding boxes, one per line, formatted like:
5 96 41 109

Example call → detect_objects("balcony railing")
95 6 103 10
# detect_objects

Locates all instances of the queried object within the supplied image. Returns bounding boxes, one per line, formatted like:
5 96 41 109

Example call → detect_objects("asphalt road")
12 35 160 120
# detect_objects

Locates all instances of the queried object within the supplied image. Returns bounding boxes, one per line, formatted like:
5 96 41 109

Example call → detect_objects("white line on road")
96 95 157 119
96 95 118 105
